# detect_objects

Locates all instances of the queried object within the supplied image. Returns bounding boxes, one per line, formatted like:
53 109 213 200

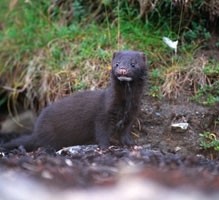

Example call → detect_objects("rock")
171 122 189 132
0 110 35 134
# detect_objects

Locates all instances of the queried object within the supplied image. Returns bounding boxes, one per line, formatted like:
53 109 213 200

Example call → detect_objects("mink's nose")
118 68 128 75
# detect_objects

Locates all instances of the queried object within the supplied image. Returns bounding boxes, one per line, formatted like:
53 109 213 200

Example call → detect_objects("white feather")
162 37 178 54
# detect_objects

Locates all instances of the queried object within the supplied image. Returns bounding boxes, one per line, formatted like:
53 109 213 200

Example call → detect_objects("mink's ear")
112 51 121 59
139 52 147 63
139 52 148 70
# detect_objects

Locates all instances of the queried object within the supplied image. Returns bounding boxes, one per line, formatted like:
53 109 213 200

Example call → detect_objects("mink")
2 50 147 151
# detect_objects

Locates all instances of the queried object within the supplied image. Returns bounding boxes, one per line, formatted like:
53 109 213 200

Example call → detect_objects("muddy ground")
0 92 219 199
136 94 219 160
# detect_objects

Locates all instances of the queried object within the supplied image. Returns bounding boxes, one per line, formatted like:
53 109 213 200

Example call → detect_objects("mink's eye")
131 63 136 68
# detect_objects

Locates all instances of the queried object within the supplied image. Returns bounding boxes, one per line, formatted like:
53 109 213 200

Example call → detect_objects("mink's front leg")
95 122 111 149
120 123 135 146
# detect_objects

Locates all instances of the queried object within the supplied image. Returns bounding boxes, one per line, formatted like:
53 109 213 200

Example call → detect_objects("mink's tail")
1 134 36 151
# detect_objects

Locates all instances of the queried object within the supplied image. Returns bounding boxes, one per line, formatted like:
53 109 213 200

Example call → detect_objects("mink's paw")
121 133 135 147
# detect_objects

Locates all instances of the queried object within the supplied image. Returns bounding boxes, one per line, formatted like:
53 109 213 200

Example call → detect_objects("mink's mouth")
117 76 133 81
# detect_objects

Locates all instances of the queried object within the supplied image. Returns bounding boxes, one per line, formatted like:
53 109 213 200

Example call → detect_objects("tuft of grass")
191 59 219 105
160 54 219 103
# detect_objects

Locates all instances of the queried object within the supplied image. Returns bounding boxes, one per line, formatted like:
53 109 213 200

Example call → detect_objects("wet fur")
2 50 147 151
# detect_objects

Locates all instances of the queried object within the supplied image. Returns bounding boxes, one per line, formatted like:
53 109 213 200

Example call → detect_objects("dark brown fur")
3 50 147 151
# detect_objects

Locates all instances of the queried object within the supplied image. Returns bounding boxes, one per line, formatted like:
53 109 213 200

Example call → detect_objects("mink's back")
3 89 106 151
33 90 106 149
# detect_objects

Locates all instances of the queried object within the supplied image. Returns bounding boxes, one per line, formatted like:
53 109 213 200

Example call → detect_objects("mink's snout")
115 67 133 82
118 68 128 76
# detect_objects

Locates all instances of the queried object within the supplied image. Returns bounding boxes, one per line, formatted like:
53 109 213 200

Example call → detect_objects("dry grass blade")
161 67 183 98
161 55 210 98
9 0 18 11
180 55 210 93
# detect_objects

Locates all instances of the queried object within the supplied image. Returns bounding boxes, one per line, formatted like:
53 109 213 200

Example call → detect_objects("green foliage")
148 86 162 99
192 83 219 105
200 132 219 151
148 69 163 99
0 0 219 111
183 21 211 45
203 61 219 76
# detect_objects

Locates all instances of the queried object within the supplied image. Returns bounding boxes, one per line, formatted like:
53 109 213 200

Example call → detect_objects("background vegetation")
0 0 219 114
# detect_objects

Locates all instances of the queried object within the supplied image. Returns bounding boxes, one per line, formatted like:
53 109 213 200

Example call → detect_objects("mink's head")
111 50 147 82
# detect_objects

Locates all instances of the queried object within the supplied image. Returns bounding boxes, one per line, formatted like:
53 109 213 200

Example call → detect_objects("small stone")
175 146 181 152
65 159 73 167
171 122 189 132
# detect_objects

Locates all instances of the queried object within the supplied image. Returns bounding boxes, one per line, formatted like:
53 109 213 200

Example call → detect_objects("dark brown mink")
2 50 147 151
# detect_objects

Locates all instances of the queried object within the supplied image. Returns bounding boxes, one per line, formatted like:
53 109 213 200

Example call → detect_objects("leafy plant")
203 61 219 76
148 86 162 99
200 131 219 151
183 21 211 43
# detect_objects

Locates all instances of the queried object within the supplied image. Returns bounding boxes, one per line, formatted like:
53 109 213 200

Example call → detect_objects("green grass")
0 0 219 112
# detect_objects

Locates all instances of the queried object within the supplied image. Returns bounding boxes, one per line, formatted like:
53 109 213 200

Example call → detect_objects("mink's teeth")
117 76 132 81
